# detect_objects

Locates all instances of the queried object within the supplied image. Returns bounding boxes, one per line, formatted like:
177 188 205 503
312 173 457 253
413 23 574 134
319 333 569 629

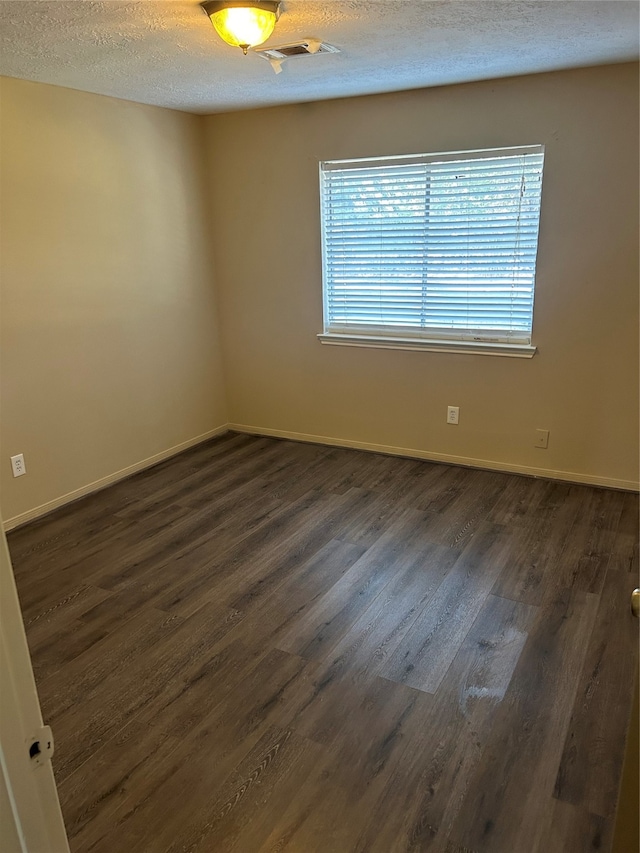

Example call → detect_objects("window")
319 145 545 357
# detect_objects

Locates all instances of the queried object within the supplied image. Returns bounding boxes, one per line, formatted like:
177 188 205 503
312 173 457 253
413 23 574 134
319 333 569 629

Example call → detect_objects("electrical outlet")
447 406 460 425
534 429 549 449
10 453 26 477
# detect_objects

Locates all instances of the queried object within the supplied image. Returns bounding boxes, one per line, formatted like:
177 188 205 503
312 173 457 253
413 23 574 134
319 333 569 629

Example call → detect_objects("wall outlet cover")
10 453 26 477
535 429 550 449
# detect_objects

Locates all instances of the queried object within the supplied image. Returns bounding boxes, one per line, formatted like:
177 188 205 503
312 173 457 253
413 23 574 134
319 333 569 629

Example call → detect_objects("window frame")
318 145 545 358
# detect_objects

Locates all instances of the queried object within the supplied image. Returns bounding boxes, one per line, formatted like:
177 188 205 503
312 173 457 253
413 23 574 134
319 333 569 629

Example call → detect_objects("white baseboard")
5 420 637 532
229 423 640 492
3 425 229 531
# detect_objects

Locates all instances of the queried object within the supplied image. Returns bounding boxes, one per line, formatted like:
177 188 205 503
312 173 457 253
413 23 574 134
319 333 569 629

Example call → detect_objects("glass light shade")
209 6 277 51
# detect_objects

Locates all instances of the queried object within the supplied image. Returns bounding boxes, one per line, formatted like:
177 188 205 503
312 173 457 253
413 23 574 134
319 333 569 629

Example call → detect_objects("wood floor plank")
75 649 315 853
58 718 181 842
8 507 126 580
490 510 577 606
276 507 438 663
447 588 599 853
16 433 239 557
70 709 266 853
148 493 359 620
327 450 415 496
15 502 193 618
543 486 626 599
216 488 381 616
80 473 298 616
380 522 515 693
28 617 113 683
334 488 433 549
252 443 359 504
258 676 430 853
136 636 253 738
534 799 612 853
24 584 112 634
112 434 282 520
350 593 537 853
530 481 591 528
411 464 473 514
166 726 324 853
5 433 637 853
37 606 183 722
133 540 370 740
47 603 241 782
613 508 639 577
486 474 551 527
93 486 289 595
545 523 616 600
425 593 539 851
417 469 507 549
347 456 444 510
553 553 639 818
319 541 459 685
224 538 367 653
617 491 639 537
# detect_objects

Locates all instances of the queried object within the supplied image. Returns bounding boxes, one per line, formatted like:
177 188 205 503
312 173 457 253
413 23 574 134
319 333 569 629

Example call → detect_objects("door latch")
29 725 54 767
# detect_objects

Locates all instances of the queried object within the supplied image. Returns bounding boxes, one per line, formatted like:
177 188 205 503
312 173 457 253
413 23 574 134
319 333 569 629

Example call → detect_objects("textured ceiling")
0 0 638 114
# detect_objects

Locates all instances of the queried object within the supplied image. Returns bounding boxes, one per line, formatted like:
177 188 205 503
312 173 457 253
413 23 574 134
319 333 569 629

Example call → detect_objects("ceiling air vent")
253 40 340 61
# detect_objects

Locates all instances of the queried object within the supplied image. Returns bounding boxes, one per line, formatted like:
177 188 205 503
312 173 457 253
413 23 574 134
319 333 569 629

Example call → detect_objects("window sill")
317 333 537 359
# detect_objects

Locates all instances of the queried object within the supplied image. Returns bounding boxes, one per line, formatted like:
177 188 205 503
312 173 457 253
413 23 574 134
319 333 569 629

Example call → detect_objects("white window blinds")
320 146 544 347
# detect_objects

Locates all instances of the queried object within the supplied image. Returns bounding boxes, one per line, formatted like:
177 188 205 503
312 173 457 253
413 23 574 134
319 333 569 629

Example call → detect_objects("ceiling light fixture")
201 1 281 55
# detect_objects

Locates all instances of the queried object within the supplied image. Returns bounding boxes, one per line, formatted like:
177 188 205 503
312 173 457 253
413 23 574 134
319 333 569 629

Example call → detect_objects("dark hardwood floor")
7 432 639 853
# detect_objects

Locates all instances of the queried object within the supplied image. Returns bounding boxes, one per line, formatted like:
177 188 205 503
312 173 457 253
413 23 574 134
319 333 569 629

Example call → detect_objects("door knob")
632 589 640 618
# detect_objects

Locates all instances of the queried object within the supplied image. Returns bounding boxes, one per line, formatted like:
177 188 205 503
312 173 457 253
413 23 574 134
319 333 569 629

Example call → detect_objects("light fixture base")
202 1 280 17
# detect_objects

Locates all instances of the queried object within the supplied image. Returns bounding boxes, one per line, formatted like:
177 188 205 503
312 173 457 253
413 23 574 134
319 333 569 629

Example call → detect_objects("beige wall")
0 77 227 526
205 63 639 489
1 64 638 529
